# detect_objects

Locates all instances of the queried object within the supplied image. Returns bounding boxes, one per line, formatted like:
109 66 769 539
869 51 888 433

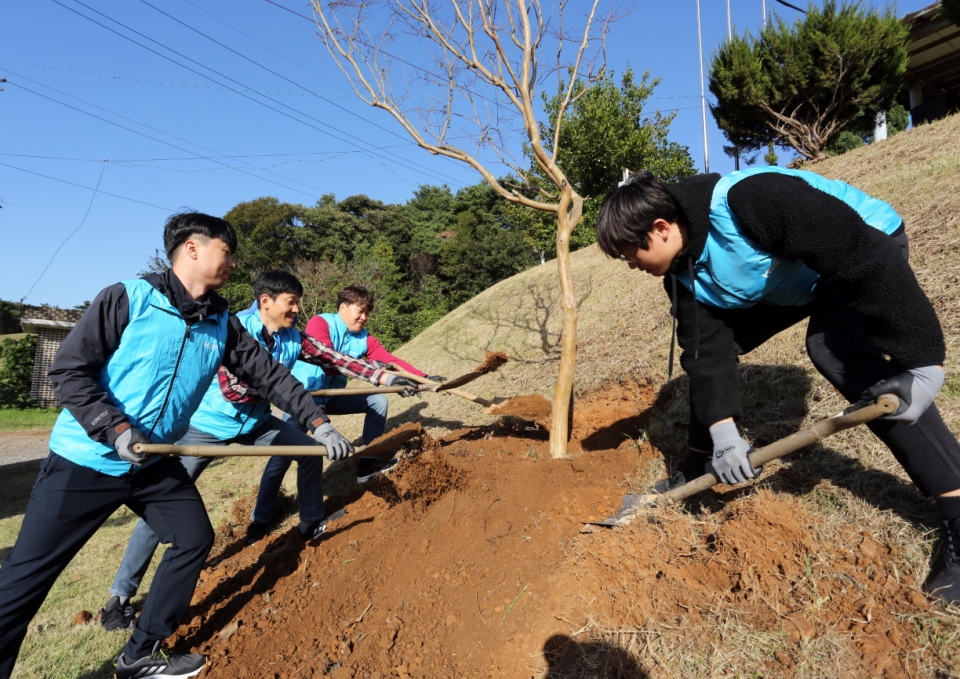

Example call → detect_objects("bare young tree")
312 0 615 458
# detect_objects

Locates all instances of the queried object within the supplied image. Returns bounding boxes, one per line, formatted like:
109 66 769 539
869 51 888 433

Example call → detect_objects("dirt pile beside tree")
164 379 956 678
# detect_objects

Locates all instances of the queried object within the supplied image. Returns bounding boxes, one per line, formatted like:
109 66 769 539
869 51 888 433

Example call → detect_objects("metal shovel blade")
583 493 660 527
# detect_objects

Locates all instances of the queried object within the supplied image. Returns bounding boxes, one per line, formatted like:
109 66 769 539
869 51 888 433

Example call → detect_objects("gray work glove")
425 375 447 383
313 422 354 461
709 421 758 485
114 427 151 466
862 365 944 424
384 374 420 397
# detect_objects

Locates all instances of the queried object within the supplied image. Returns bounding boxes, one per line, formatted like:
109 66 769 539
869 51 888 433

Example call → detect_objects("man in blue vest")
596 168 960 605
281 285 443 484
96 270 417 635
0 214 360 679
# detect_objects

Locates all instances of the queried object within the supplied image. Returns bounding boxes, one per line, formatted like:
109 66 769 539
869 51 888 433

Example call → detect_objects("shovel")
382 367 508 408
582 394 900 530
133 425 421 458
383 352 511 407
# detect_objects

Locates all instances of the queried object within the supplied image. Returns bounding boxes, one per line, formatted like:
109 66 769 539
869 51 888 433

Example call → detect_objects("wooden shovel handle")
133 426 421 458
659 394 900 503
384 366 494 407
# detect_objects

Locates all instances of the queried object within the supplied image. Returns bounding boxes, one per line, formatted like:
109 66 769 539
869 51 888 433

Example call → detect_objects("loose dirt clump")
477 351 509 374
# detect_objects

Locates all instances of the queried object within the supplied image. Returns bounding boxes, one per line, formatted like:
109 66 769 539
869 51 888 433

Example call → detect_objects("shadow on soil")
542 634 649 678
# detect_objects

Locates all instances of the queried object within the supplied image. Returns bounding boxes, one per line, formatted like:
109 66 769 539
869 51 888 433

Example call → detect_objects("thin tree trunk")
549 185 583 458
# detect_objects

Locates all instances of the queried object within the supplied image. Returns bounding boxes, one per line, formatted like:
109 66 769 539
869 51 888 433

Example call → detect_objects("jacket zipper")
148 322 191 439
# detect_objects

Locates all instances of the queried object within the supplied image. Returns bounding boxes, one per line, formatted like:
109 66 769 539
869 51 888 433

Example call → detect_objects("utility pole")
696 0 710 173
726 1 739 170
762 0 768 27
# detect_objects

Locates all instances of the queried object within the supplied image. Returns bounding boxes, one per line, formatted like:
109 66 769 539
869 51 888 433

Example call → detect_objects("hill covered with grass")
377 112 960 448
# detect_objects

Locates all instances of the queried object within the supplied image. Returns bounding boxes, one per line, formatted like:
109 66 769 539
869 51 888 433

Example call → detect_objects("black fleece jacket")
660 172 945 428
48 269 329 446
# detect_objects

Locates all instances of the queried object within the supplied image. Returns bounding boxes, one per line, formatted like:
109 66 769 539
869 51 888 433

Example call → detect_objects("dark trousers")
0 454 214 676
688 231 960 497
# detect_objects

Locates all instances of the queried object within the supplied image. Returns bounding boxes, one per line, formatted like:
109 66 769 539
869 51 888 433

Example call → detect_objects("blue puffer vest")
681 167 903 308
49 279 229 476
189 312 303 439
291 313 368 405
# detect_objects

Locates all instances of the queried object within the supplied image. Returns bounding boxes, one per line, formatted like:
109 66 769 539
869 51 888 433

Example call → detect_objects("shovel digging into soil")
581 394 900 532
382 352 513 408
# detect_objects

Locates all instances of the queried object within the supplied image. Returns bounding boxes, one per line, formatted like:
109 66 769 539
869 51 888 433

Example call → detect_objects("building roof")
903 3 960 102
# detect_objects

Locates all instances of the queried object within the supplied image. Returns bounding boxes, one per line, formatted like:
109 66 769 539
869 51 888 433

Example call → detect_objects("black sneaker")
356 457 399 484
100 595 135 632
115 641 205 679
245 521 270 546
925 518 960 605
299 519 329 542
299 509 346 542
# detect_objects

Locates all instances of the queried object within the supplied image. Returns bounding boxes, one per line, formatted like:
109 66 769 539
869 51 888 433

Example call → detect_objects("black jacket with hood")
660 171 945 429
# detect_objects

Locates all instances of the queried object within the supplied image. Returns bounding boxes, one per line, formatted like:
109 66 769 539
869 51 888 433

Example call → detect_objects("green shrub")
0 335 38 409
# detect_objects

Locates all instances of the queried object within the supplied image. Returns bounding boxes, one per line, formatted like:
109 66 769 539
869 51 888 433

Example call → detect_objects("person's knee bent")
368 394 389 417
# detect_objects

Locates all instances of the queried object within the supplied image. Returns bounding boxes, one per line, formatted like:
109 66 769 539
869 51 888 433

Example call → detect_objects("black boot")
926 513 960 606
654 451 711 494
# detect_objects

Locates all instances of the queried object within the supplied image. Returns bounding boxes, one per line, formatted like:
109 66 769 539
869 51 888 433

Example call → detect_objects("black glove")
313 422 354 461
862 366 944 425
114 427 151 465
425 375 447 383
384 374 420 397
709 422 758 485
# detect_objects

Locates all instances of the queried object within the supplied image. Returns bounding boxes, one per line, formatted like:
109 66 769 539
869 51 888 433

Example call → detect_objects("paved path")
0 429 51 466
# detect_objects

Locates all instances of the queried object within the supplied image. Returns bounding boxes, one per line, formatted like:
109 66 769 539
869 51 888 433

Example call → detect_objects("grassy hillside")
373 113 960 449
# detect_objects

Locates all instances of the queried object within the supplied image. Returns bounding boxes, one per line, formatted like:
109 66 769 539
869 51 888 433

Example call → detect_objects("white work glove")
114 427 151 465
313 422 354 461
862 366 944 425
709 421 758 485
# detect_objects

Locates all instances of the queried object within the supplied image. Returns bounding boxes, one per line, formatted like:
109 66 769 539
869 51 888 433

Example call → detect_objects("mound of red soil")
170 380 943 678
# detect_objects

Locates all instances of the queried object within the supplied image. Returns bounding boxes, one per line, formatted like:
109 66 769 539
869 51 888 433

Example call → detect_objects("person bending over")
596 167 960 605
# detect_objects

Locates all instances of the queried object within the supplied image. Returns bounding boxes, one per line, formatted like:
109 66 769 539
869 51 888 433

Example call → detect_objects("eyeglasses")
617 254 629 261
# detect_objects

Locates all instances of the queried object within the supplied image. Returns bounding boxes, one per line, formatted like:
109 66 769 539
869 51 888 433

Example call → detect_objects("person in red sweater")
291 286 445 482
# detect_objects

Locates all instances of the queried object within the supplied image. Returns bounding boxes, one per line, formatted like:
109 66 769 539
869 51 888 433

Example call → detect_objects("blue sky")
1 0 930 308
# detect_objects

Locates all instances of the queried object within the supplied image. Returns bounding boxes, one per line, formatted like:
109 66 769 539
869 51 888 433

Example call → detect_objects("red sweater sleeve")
305 316 333 347
365 335 426 376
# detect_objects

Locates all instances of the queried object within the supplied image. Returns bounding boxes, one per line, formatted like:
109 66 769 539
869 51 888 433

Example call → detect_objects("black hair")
336 285 374 313
163 212 238 262
595 171 680 258
253 270 304 307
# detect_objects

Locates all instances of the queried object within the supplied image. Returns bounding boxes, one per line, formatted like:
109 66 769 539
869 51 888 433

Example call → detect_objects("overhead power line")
0 160 173 211
21 162 108 303
6 71 327 198
0 150 408 162
55 0 465 187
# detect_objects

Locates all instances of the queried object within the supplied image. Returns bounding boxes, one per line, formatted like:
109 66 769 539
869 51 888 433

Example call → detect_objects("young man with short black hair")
597 167 960 604
0 214 365 679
